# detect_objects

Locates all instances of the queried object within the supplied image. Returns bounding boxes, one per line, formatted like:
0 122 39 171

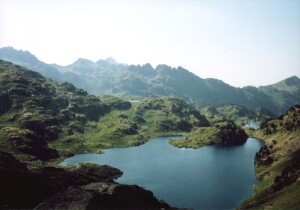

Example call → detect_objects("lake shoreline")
61 136 264 209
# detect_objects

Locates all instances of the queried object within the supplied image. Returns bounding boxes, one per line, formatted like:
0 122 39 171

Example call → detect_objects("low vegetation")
169 120 248 148
240 105 300 209
199 104 275 126
78 96 210 154
0 60 209 162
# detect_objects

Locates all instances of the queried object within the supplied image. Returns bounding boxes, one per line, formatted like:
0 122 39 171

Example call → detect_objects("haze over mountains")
1 46 300 115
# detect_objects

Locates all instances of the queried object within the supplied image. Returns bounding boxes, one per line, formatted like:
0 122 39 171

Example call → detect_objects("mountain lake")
61 136 263 209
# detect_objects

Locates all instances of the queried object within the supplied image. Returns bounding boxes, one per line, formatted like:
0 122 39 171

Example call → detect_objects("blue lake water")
244 120 260 129
61 137 263 209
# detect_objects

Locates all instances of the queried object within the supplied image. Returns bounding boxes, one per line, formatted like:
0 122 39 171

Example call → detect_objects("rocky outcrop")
35 182 172 209
169 120 248 148
217 120 248 145
0 151 172 209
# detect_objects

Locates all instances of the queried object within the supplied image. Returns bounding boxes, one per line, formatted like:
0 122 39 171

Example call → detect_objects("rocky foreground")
35 182 170 209
0 150 172 209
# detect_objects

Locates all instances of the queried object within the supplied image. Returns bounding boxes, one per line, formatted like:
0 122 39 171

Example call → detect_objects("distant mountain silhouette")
1 47 299 115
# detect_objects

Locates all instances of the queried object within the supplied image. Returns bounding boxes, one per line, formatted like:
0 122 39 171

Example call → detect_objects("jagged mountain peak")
71 58 95 66
68 57 120 67
142 63 154 70
104 57 118 65
155 64 173 71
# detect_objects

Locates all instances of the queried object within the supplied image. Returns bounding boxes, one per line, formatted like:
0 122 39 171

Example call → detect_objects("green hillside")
0 59 209 162
0 59 110 161
58 96 210 156
200 104 276 126
240 105 300 209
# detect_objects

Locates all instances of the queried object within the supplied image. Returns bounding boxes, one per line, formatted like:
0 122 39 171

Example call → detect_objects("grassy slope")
259 76 300 114
58 96 210 154
169 126 219 148
200 104 276 126
49 96 209 159
0 60 113 163
240 105 300 209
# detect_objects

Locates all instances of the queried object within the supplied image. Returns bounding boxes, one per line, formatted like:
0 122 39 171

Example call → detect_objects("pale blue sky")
0 0 299 87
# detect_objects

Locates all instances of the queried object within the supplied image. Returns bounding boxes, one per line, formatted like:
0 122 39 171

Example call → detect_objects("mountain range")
1 46 300 115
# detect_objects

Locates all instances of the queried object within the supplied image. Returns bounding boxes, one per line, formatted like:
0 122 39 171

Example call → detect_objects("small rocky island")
169 120 248 148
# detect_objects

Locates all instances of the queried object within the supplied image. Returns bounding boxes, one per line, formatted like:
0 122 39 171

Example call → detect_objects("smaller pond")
61 137 263 209
244 120 260 130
